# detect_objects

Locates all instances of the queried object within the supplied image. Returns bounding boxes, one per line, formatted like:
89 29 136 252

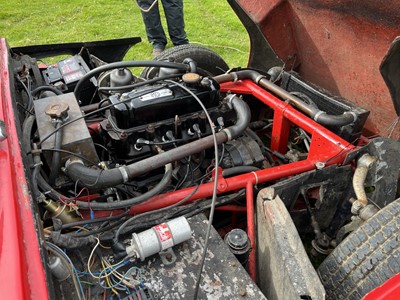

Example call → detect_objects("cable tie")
251 171 259 186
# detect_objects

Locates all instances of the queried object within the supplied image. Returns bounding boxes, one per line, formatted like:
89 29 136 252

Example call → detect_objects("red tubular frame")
127 79 356 281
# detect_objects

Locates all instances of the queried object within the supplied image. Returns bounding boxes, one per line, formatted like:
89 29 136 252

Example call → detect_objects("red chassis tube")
0 38 49 299
127 79 357 281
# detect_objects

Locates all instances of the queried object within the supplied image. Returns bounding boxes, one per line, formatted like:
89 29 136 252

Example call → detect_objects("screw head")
239 288 247 297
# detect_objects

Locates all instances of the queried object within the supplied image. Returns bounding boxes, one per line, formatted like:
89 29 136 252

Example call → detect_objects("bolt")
120 93 130 100
229 260 237 267
147 124 155 133
165 253 172 260
239 288 246 297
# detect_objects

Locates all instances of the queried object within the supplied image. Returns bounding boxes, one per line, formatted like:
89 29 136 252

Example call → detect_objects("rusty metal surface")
256 190 326 300
236 0 400 136
33 92 98 165
136 214 266 300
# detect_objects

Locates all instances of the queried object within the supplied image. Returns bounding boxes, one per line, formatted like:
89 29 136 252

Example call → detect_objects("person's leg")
137 0 167 49
161 0 189 46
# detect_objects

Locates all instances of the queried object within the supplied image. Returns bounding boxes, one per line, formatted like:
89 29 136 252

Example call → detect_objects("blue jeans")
137 0 189 49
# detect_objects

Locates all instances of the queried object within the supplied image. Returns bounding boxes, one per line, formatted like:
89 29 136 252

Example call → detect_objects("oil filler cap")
182 72 201 85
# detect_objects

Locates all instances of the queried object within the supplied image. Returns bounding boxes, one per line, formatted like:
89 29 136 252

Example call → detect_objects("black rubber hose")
213 70 356 127
226 95 252 138
74 60 189 100
64 162 124 189
312 112 356 127
31 85 62 96
49 122 63 185
37 175 65 200
22 115 36 159
65 95 250 190
22 116 42 200
22 115 66 201
222 166 260 177
74 164 173 210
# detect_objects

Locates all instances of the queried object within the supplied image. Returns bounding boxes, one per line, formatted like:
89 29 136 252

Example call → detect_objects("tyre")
317 198 400 300
141 44 229 78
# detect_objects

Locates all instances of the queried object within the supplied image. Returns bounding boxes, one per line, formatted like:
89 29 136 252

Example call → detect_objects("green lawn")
0 0 249 69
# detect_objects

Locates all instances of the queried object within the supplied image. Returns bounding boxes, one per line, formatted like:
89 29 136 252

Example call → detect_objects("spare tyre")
317 198 400 300
141 44 229 78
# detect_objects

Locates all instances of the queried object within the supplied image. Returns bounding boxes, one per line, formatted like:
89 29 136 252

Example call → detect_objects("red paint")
246 182 256 281
216 205 247 213
363 273 400 300
238 0 400 137
154 223 173 250
0 38 48 299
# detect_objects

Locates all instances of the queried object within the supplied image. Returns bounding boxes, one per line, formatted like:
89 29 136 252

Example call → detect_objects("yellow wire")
71 226 90 232
87 238 127 283
101 260 119 295
102 258 138 288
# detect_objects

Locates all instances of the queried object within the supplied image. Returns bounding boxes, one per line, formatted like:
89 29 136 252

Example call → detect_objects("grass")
0 0 250 71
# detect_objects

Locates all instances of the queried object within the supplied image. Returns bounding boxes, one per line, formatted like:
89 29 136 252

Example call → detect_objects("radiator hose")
213 69 357 127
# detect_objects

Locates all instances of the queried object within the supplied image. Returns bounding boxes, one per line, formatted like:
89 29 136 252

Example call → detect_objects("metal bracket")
159 247 177 265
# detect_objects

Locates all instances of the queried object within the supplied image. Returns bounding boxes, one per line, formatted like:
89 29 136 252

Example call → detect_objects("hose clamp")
231 72 238 82
64 158 84 171
255 75 266 84
223 128 232 141
313 110 326 122
344 111 358 123
224 94 237 109
118 166 129 183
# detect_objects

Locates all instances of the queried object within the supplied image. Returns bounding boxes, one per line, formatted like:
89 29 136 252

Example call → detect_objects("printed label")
154 223 173 250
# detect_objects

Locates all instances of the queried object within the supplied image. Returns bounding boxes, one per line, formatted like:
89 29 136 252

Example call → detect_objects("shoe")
152 48 164 57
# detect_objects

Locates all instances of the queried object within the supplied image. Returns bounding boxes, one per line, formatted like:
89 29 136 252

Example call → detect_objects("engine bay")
5 40 400 299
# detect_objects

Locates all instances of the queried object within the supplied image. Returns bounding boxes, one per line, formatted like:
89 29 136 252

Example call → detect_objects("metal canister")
224 228 251 265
